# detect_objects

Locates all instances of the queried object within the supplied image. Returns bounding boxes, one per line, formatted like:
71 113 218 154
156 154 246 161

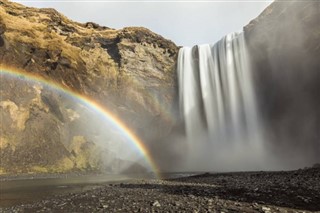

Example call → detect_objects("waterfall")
177 33 265 171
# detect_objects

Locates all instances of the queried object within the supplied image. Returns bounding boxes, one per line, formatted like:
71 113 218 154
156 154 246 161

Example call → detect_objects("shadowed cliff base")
245 0 320 168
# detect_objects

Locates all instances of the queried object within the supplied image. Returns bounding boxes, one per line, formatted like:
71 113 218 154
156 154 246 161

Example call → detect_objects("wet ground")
0 174 155 208
1 168 320 212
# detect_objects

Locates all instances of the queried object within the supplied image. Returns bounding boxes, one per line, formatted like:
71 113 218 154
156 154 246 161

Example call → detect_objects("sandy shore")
1 168 320 213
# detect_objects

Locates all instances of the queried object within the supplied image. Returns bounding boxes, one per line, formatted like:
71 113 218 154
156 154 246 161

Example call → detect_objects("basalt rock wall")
245 1 320 167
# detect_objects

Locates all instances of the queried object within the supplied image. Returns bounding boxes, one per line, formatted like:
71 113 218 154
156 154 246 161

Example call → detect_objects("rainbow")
0 66 160 177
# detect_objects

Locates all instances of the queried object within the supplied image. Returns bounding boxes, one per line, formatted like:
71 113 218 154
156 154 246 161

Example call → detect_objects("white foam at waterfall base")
177 32 270 172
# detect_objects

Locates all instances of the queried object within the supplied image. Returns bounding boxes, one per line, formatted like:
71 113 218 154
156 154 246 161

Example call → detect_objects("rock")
100 204 108 209
174 201 182 207
261 206 271 213
312 163 320 169
0 0 178 175
245 1 320 167
1 0 319 176
152 200 161 207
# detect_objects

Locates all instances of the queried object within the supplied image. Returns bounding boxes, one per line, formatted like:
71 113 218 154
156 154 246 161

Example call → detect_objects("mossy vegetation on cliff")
0 0 178 175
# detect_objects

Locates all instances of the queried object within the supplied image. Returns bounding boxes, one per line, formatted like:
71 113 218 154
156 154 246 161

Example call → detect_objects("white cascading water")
177 33 266 171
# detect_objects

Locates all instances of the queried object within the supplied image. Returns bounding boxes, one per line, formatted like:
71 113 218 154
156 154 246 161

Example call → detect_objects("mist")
3 0 319 175
0 74 150 174
1 0 320 211
156 1 320 172
245 1 320 169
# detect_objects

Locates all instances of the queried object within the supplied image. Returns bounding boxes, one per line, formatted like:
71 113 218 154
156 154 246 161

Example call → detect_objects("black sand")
1 168 320 213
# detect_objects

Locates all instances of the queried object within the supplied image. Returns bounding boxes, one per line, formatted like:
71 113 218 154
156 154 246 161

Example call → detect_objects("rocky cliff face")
245 1 320 168
0 0 178 174
1 0 319 175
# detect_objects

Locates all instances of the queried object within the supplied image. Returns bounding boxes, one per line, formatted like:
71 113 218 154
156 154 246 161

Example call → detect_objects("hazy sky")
15 0 272 46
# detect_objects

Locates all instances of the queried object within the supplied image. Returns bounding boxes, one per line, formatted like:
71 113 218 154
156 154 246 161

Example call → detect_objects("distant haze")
14 0 272 46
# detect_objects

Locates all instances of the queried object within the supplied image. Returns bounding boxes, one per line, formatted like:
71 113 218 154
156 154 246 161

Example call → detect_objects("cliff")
0 0 178 174
1 0 319 175
245 1 320 167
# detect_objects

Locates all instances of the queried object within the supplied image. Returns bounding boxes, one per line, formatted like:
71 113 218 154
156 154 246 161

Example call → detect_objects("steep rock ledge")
245 1 320 167
0 0 178 174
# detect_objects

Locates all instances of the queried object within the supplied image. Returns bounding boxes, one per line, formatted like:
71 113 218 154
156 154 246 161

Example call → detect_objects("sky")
14 0 272 47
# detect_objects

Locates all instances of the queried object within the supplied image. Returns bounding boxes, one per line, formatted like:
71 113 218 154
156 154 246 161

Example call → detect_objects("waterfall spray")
177 33 266 171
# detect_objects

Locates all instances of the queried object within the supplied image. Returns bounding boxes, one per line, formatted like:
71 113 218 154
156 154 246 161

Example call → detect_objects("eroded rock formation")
0 0 178 174
245 1 320 167
1 0 319 175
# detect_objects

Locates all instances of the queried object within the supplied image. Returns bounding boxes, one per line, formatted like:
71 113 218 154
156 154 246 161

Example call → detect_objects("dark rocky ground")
1 167 320 213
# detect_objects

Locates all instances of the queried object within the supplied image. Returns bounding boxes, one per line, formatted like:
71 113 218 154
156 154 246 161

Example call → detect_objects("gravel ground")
1 168 320 213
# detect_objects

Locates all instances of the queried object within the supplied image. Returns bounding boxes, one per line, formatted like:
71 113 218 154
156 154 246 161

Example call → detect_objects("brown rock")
0 0 178 175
